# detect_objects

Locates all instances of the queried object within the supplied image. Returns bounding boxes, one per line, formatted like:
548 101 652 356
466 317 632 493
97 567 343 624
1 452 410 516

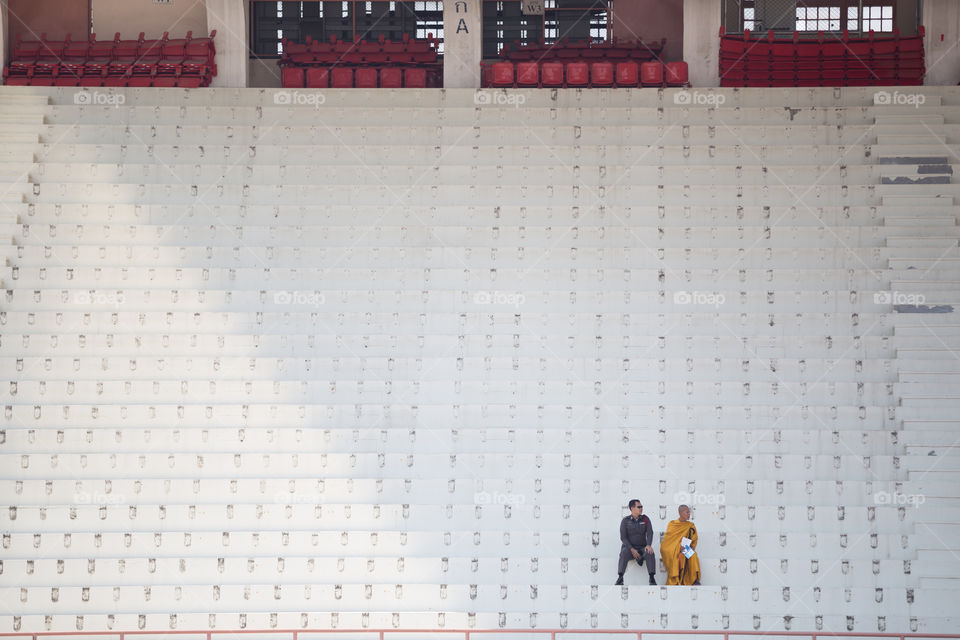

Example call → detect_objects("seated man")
661 504 701 585
616 499 657 585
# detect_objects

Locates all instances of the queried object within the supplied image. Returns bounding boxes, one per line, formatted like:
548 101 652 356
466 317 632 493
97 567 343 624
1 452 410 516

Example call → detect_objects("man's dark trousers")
618 545 656 574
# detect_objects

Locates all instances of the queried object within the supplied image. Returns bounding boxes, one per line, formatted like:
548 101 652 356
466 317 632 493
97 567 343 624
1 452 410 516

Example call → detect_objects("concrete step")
890 279 960 291
886 236 959 248
898 382 960 395
901 396 960 408
885 216 957 227
888 273 960 286
902 419 960 430
888 265 960 277
0 144 36 160
914 523 960 549
874 113 946 125
882 225 960 237
906 444 960 457
889 258 960 270
902 429 960 446
881 194 954 207
878 163 953 176
896 358 960 371
900 371 960 383
0 94 48 104
874 144 956 159
877 133 948 145
0 130 39 144
899 406 960 420
0 113 44 125
878 154 950 165
891 312 960 326
919 576 960 589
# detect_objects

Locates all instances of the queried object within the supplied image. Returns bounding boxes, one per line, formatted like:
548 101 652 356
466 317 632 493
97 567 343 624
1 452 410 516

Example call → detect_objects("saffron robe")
661 519 700 585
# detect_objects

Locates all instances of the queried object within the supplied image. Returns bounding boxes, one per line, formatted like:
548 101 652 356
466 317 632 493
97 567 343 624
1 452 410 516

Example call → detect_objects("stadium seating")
0 85 957 636
2 31 217 87
277 34 441 88
481 37 686 89
720 27 925 87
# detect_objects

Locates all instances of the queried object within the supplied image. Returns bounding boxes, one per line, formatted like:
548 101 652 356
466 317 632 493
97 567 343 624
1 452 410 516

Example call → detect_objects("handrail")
1 630 958 640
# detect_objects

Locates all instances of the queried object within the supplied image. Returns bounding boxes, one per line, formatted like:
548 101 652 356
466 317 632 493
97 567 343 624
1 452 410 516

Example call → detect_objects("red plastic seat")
540 62 564 87
84 33 118 75
57 38 90 77
516 61 539 87
565 62 588 86
403 67 427 88
640 61 663 86
491 61 514 87
127 76 153 87
379 67 402 88
330 67 353 88
615 61 639 86
108 35 143 77
133 32 166 77
665 61 688 86
34 35 70 76
281 67 305 88
590 61 614 86
355 67 378 88
305 67 330 88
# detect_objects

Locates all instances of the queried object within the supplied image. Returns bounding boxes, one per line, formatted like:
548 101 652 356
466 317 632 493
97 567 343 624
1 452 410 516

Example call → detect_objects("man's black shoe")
615 577 623 586
648 575 657 585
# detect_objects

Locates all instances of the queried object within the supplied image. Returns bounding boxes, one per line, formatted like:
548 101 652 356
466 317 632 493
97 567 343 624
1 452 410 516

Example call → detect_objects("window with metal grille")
482 0 609 59
795 5 841 31
743 2 756 31
848 4 893 32
251 1 443 57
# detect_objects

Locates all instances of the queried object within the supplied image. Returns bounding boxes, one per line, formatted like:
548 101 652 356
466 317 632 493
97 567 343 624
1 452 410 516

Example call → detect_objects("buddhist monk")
661 504 701 585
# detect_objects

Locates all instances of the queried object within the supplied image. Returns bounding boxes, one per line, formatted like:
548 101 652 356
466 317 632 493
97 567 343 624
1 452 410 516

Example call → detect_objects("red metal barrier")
1 630 958 640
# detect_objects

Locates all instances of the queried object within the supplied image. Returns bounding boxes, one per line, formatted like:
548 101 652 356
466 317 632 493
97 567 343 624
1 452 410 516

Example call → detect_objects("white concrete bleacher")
0 85 958 636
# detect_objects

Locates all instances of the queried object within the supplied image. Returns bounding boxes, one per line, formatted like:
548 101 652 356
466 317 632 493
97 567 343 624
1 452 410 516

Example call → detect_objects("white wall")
91 0 208 39
683 0 721 87
443 0 482 89
205 0 248 88
923 0 960 86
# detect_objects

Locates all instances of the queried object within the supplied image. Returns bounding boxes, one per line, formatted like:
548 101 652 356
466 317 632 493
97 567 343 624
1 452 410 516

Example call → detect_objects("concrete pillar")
205 0 248 88
0 0 8 74
922 0 960 86
682 0 720 87
443 0 482 89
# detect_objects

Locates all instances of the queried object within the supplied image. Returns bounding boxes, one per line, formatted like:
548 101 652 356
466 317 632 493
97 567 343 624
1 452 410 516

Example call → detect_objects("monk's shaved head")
678 505 691 520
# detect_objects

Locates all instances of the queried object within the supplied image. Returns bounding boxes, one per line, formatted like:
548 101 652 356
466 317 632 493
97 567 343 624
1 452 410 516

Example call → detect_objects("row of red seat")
720 27 924 87
3 31 217 87
501 37 666 63
281 65 440 89
280 33 439 66
482 60 688 89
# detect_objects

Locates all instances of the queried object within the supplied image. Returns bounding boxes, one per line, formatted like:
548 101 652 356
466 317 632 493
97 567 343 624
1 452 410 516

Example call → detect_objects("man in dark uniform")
616 499 657 585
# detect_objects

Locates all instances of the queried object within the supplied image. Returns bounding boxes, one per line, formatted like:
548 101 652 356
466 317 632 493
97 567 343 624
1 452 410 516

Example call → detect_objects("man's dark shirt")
620 514 653 551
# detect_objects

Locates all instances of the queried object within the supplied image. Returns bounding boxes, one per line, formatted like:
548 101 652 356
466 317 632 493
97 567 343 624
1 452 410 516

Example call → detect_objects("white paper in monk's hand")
681 537 695 559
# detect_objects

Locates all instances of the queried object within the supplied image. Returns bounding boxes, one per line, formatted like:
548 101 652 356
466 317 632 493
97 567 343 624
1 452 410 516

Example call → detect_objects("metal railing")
2 630 959 640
